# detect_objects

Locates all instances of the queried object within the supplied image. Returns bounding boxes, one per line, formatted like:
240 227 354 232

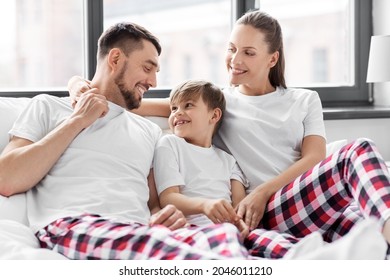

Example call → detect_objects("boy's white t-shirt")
213 86 326 193
9 94 162 232
153 134 248 226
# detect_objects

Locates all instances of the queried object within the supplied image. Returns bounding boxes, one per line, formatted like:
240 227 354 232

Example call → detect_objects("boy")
153 80 249 239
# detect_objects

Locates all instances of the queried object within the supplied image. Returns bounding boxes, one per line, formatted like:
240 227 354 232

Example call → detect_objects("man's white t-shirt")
9 94 162 232
213 86 326 193
153 134 248 226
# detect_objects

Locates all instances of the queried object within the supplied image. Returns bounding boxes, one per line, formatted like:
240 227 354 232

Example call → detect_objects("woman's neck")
238 82 276 96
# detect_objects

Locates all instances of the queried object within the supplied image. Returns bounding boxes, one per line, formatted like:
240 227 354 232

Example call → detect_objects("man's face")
114 40 160 110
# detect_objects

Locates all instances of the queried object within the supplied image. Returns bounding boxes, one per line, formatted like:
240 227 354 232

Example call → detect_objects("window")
257 0 372 106
0 0 84 96
0 0 372 107
103 0 232 89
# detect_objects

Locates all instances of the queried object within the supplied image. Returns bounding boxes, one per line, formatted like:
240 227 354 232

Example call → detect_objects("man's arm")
0 93 109 197
68 76 171 117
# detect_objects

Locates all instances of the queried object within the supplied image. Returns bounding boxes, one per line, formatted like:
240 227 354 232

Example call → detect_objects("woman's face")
225 24 278 95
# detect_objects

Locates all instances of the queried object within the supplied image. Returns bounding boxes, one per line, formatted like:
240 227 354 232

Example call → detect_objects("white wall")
325 118 390 160
372 0 390 105
324 0 390 161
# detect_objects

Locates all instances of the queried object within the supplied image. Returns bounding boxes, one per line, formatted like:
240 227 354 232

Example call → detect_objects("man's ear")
210 108 222 124
107 48 122 72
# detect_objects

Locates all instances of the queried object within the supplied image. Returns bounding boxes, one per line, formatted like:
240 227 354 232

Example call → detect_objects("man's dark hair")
97 22 161 61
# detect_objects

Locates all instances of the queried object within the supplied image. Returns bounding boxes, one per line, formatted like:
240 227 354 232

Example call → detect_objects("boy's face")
169 96 216 147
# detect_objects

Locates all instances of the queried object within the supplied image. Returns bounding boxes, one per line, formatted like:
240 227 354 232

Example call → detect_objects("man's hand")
71 92 109 129
149 204 187 230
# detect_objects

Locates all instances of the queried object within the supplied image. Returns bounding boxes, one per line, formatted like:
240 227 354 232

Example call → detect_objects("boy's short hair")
97 22 161 61
170 79 226 133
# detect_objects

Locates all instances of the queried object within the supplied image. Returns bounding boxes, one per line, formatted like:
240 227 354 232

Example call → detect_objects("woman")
68 11 390 259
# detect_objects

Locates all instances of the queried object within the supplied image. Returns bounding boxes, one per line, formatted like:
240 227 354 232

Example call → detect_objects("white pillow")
0 97 31 225
145 116 171 134
0 97 31 152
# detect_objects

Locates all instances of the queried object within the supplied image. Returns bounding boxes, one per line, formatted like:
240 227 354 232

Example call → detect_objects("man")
0 22 248 260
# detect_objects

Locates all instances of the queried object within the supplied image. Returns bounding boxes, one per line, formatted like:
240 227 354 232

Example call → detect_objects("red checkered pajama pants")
36 214 249 260
245 138 390 259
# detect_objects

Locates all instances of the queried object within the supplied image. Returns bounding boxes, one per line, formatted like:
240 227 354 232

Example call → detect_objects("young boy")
153 79 249 239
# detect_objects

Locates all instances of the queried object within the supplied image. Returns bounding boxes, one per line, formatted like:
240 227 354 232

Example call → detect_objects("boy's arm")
147 169 187 230
160 186 239 224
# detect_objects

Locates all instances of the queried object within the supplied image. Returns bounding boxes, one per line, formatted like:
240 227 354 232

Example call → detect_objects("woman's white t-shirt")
213 86 326 193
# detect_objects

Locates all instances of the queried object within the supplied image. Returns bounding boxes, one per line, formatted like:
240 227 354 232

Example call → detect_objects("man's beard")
114 63 141 110
116 82 140 110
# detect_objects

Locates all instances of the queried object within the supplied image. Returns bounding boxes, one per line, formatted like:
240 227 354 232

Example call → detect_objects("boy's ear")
210 108 222 124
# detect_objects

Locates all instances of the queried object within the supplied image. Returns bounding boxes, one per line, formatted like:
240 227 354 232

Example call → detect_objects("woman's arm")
231 179 246 208
131 97 171 117
237 135 326 229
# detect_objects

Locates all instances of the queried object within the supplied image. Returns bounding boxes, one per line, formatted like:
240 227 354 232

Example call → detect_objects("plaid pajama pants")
36 214 249 260
245 138 390 259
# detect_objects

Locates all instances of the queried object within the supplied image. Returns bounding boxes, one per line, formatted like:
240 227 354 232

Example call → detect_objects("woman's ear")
269 51 279 68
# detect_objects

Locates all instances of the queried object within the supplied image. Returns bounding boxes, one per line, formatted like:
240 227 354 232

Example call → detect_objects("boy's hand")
203 199 240 224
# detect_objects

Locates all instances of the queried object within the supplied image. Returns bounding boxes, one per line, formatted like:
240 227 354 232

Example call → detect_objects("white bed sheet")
0 220 67 260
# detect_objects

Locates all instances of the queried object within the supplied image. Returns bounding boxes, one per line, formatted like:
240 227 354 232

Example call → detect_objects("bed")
0 96 388 260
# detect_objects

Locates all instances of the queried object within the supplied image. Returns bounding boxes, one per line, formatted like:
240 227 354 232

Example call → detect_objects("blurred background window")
0 0 84 92
104 0 232 89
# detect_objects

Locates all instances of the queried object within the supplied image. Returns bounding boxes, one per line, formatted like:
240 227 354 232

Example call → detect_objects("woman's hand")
234 218 249 241
236 185 271 230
